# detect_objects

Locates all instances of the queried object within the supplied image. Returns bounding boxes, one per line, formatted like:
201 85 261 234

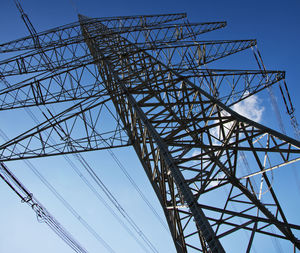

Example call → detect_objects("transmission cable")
41 105 159 253
93 101 169 232
73 151 159 253
0 125 116 253
45 101 162 253
251 46 300 195
0 75 119 253
6 3 164 250
0 162 88 253
39 102 160 253
9 0 168 235
0 91 155 253
1 58 160 253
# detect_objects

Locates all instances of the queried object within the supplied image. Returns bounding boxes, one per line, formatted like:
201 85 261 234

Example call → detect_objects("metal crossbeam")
0 13 187 53
0 17 225 54
0 95 130 160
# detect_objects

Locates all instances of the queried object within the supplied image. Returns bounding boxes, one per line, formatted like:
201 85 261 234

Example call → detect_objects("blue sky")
0 0 299 252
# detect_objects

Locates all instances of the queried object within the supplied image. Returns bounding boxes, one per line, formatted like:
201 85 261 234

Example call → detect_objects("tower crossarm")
0 39 254 76
0 62 108 110
0 43 93 76
0 94 130 161
187 69 285 105
0 67 284 111
0 14 225 54
0 13 187 53
111 39 256 74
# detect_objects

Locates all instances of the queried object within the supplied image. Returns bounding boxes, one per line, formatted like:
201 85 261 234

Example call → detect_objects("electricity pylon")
0 13 299 252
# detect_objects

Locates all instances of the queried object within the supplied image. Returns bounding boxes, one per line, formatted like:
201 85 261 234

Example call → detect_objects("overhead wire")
252 45 300 140
73 151 159 253
13 0 168 235
68 0 79 15
252 45 300 195
103 140 169 232
251 45 294 253
35 103 159 253
183 18 278 252
6 2 163 252
0 162 88 253
27 84 161 252
0 127 116 253
0 74 156 253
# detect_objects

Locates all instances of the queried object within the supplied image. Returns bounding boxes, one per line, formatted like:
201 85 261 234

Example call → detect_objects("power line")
0 127 116 253
0 77 154 253
38 101 160 253
74 152 159 253
6 2 163 251
0 162 88 253
101 103 169 232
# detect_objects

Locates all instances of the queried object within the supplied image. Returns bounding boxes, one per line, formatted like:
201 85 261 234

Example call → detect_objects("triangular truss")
0 12 299 252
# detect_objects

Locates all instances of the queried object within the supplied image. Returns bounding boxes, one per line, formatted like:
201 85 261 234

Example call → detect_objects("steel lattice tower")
0 13 300 252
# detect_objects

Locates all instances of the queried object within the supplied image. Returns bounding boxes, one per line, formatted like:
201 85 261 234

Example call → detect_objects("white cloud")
188 94 264 177
211 93 264 141
231 93 264 122
187 94 265 189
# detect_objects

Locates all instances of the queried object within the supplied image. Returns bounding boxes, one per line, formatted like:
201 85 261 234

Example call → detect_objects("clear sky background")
0 0 299 252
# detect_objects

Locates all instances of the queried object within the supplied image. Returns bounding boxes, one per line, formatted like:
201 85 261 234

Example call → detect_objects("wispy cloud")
210 93 264 142
231 93 264 122
190 94 265 187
